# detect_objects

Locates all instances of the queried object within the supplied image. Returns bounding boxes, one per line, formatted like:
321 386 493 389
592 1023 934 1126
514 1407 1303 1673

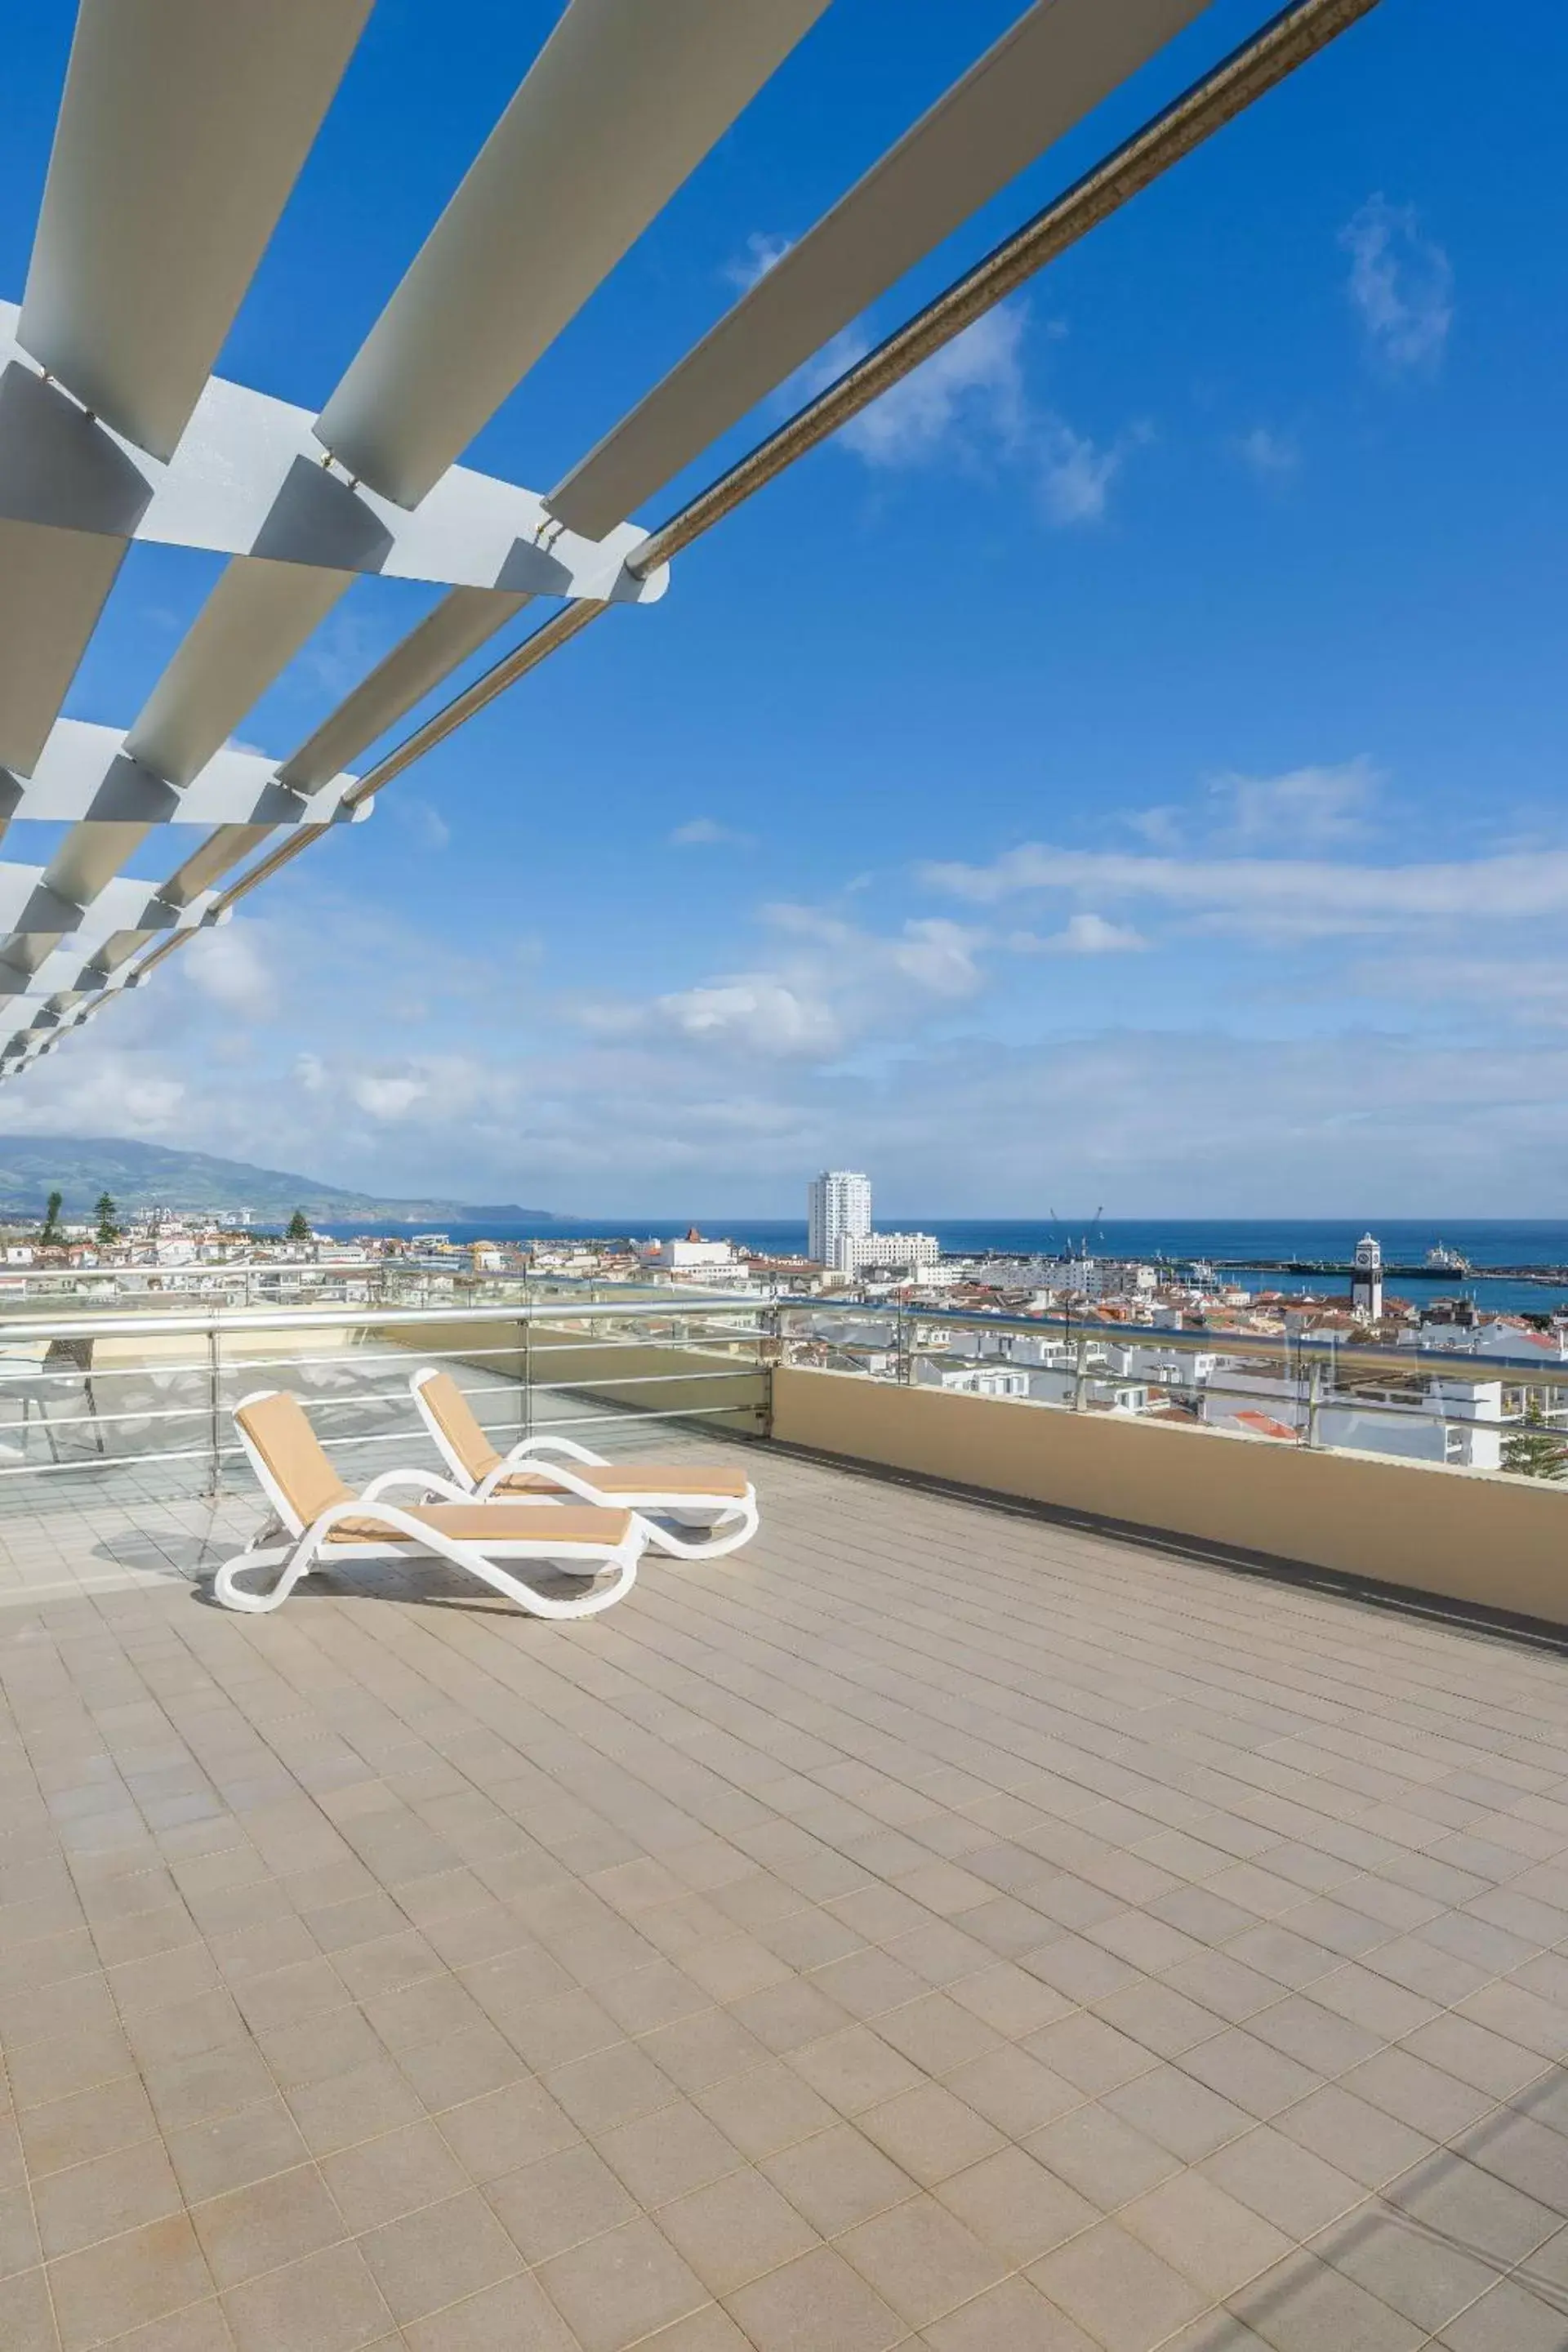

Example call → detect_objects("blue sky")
1 0 1564 1216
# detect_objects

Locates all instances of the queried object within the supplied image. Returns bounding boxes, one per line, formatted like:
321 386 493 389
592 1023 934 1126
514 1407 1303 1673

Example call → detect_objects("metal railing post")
759 1302 777 1439
206 1314 222 1494
1305 1355 1324 1450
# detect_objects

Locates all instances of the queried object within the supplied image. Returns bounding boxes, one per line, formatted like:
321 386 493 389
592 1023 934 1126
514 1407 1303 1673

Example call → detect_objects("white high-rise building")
808 1170 871 1269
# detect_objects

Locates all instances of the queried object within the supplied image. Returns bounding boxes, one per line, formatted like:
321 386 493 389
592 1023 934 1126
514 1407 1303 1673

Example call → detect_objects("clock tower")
1351 1232 1383 1321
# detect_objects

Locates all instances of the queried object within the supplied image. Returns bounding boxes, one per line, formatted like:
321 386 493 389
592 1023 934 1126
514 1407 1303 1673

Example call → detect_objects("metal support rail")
0 1294 769 1486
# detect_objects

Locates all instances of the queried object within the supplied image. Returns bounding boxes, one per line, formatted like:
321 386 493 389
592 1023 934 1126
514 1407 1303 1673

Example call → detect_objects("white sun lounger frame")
213 1388 644 1619
409 1364 760 1560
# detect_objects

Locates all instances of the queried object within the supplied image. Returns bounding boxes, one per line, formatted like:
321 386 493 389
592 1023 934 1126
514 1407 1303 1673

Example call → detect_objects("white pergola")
0 0 1378 1080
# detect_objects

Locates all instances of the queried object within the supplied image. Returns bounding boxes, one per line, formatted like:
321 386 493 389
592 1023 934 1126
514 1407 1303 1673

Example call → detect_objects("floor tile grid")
0 1439 1561 2342
736 1467 1568 1749
196 1543 1568 2332
293 1458 1568 2342
618 1489 1568 1906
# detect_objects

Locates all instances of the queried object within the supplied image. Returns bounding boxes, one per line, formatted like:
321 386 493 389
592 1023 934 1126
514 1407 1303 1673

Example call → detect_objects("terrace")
0 1301 1566 2351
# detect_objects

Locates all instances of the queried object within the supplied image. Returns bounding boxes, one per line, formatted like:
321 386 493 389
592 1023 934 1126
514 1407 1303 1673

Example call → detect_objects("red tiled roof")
1233 1410 1299 1443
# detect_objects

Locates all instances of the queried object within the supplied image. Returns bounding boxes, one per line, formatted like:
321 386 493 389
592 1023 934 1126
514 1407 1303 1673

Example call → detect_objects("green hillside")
0 1138 552 1223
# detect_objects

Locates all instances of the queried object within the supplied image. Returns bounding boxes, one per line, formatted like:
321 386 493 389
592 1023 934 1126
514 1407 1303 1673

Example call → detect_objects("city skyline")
0 2 1560 1215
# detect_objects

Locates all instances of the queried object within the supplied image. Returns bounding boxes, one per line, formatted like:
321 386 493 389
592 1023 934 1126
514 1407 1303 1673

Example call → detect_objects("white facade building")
642 1237 737 1272
837 1229 940 1273
808 1171 871 1270
1402 1320 1568 1365
1200 1366 1504 1470
1051 1257 1158 1298
920 1364 1030 1399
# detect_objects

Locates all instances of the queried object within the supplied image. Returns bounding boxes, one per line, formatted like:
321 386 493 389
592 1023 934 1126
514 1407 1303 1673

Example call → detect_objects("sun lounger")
213 1388 643 1618
410 1365 760 1560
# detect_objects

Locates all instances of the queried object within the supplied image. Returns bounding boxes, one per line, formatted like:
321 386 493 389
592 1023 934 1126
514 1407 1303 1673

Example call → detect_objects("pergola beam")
0 306 666 604
0 0 1386 1087
315 0 835 507
18 0 374 460
548 0 1214 538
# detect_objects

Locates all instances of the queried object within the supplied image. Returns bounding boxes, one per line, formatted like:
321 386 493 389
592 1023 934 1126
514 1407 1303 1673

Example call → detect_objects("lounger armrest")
501 1434 608 1468
490 1455 604 1505
359 1467 470 1505
307 1494 645 1621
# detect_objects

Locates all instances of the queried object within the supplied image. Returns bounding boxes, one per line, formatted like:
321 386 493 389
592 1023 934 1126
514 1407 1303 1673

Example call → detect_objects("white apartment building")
808 1170 871 1269
1201 1367 1505 1470
1110 1343 1222 1392
920 1363 1031 1399
1028 1368 1151 1414
641 1237 737 1272
836 1229 940 1273
1401 1319 1568 1365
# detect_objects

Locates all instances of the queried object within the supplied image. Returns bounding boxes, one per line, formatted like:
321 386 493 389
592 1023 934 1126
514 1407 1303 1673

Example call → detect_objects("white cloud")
724 230 793 292
350 1074 429 1120
1339 196 1454 373
15 853 1568 1215
1207 757 1380 849
576 906 987 1062
922 840 1568 936
786 323 872 411
839 309 1027 469
395 798 452 851
1120 805 1186 853
1037 418 1125 524
1356 956 1568 1028
181 920 278 1020
1234 425 1299 479
298 600 385 696
785 301 1132 528
1012 914 1150 956
669 817 752 848
640 979 841 1058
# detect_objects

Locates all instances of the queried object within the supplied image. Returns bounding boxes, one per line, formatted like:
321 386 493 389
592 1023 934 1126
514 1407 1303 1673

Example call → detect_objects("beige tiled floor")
0 1434 1566 2350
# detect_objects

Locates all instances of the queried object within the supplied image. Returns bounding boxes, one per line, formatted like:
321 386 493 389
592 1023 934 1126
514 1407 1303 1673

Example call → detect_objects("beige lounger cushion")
236 1392 354 1523
417 1371 750 1500
235 1392 634 1549
416 1373 505 1479
326 1504 633 1547
499 1465 750 1500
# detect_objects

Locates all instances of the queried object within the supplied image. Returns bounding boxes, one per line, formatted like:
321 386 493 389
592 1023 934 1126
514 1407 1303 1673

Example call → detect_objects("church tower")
1351 1232 1383 1321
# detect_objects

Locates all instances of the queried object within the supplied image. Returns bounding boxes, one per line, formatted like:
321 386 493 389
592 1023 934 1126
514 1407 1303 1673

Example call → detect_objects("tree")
95 1193 122 1246
1502 1401 1568 1482
286 1208 312 1242
39 1189 64 1245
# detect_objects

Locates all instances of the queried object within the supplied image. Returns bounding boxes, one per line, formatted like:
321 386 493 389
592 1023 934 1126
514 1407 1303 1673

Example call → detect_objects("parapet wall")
772 1366 1568 1628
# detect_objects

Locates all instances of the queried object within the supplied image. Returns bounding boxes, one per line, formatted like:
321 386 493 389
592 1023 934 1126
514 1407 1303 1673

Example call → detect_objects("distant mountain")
0 1137 556 1224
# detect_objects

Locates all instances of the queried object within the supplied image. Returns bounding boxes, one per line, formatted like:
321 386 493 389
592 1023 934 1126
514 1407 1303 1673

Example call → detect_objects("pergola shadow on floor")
1 1431 1566 2352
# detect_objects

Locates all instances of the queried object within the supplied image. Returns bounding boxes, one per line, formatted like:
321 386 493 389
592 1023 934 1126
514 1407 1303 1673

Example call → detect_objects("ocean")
316 1217 1568 1317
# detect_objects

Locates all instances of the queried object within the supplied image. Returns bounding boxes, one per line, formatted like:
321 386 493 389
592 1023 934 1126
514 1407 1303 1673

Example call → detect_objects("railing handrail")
0 1293 760 1344
775 1296 1568 1388
0 1282 1558 1387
